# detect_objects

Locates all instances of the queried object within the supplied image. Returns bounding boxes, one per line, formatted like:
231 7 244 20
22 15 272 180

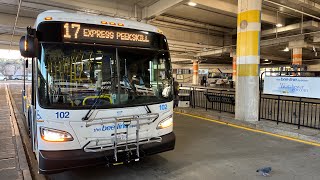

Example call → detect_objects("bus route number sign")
63 23 152 47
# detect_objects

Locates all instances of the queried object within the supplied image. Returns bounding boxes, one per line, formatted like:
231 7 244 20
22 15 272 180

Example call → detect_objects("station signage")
63 23 152 47
263 76 320 98
199 69 209 75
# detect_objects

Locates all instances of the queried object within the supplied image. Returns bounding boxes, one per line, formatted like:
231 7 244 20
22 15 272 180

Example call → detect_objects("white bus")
19 10 175 174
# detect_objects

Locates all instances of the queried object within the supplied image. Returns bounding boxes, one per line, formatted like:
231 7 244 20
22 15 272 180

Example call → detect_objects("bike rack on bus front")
83 113 161 162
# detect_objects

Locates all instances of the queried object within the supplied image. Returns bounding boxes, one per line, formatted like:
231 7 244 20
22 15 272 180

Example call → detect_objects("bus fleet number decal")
55 112 70 119
160 104 167 111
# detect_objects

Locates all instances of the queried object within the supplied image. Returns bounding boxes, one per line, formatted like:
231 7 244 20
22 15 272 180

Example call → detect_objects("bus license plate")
113 134 127 142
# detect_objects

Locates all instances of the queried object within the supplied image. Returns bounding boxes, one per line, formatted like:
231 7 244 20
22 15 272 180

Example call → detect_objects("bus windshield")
37 43 173 109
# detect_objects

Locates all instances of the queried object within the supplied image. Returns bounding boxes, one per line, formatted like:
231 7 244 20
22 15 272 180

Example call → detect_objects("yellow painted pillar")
192 60 199 85
235 0 262 121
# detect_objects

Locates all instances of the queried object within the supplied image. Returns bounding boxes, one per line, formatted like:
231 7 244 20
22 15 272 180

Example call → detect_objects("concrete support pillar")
235 0 262 121
192 60 199 85
292 48 302 66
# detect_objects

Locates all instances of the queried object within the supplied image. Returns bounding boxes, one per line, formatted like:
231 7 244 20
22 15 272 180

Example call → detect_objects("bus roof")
36 10 161 33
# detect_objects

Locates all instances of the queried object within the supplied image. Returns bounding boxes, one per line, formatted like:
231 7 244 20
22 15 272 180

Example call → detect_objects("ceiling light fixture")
276 23 283 27
264 59 269 62
188 2 197 6
283 47 289 52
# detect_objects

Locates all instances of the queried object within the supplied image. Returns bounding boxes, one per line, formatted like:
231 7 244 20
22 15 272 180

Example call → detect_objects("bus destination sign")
63 23 151 47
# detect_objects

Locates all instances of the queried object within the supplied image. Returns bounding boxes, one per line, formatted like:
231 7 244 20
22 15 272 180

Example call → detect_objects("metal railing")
259 94 320 129
179 86 235 113
259 71 320 129
180 73 320 129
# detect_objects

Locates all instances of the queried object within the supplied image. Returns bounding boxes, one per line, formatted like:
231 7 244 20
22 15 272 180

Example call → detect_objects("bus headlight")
157 115 173 129
40 127 74 142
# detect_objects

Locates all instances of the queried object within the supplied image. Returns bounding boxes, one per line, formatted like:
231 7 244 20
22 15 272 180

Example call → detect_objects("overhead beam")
0 40 19 46
150 20 225 35
22 0 139 19
0 13 35 28
168 39 218 50
152 15 233 33
262 21 320 37
260 55 288 61
191 0 285 25
314 34 320 43
0 34 22 43
0 43 19 50
265 0 320 21
142 0 187 19
171 58 193 62
0 25 26 35
169 46 201 52
195 35 309 58
261 35 305 46
284 0 320 15
288 39 320 49
196 48 289 61
195 47 230 57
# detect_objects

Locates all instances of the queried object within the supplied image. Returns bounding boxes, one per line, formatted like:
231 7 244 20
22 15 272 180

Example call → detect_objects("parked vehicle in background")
12 75 23 80
0 74 7 81
26 75 32 81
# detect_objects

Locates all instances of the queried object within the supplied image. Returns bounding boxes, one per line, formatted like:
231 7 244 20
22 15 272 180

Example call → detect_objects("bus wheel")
27 108 32 137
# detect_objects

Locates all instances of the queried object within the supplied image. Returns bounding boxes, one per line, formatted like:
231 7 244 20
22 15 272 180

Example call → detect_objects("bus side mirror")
19 35 38 58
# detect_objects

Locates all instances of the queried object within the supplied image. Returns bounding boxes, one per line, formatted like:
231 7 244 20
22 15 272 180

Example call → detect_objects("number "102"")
55 112 70 119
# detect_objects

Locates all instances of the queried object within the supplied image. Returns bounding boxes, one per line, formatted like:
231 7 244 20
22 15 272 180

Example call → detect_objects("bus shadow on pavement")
47 155 172 180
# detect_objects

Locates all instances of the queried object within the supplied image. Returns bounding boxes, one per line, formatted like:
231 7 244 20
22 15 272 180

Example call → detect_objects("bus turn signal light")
24 38 27 51
40 127 73 142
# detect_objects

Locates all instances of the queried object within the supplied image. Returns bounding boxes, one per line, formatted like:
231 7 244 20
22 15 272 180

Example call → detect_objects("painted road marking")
174 111 320 147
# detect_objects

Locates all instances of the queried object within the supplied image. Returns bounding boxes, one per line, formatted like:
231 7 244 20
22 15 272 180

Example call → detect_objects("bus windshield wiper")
82 89 103 121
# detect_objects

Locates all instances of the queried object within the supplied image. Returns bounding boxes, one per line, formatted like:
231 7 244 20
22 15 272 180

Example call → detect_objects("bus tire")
27 107 32 137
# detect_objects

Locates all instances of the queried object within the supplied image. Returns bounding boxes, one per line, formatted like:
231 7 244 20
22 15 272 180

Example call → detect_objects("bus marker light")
109 22 116 25
101 21 108 24
40 127 73 142
118 23 124 26
157 115 173 129
44 17 52 20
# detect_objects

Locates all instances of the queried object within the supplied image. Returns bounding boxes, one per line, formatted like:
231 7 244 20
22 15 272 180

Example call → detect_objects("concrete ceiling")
0 0 319 65
164 4 237 29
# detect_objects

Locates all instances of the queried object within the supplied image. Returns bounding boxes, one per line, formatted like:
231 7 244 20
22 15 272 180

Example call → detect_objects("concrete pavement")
7 82 320 180
175 107 320 144
0 84 31 180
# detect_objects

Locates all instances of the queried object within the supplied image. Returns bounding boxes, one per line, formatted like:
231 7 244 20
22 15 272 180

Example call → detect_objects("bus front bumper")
38 132 175 174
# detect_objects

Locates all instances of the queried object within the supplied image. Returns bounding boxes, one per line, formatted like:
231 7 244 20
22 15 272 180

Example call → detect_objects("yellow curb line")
174 111 320 147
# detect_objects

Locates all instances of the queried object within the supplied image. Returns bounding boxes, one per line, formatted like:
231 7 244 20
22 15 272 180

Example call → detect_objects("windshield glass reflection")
37 43 173 109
